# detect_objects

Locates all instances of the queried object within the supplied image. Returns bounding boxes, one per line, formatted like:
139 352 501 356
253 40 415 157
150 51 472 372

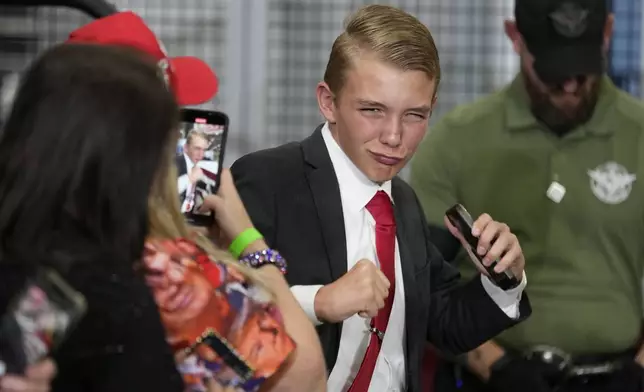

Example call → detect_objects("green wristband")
229 228 264 259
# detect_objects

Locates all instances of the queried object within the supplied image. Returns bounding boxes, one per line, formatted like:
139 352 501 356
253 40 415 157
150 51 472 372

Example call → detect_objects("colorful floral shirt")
142 238 295 392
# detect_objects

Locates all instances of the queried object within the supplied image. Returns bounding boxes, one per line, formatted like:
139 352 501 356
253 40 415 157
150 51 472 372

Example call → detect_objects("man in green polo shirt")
411 0 644 392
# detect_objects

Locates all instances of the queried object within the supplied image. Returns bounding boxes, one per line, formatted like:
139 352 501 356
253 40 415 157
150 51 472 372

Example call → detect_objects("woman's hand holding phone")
197 169 267 254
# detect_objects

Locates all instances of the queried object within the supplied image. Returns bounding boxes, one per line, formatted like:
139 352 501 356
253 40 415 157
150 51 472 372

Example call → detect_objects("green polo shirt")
411 75 644 355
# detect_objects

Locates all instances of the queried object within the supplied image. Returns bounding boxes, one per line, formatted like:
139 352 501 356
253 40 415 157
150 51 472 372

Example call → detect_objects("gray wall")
0 0 519 174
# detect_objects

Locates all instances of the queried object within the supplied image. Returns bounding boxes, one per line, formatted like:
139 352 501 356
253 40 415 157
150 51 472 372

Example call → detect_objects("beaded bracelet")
238 249 287 275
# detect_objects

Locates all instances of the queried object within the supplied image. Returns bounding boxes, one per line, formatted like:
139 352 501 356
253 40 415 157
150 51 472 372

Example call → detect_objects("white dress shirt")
177 153 195 195
290 123 527 392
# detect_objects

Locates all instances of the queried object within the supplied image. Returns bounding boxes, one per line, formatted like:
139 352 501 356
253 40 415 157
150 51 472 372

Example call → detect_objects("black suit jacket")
176 155 188 203
176 155 188 177
231 126 531 392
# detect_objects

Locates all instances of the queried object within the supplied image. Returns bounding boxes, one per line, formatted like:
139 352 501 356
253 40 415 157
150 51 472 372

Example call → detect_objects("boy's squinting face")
318 56 437 183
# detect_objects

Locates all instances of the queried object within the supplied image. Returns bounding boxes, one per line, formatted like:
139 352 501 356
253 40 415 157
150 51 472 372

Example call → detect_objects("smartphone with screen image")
177 109 229 227
445 204 520 290
0 268 86 375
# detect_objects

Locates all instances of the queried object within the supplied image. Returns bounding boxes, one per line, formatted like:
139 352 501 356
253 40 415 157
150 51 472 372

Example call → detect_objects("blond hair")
185 129 208 146
148 144 269 294
324 4 440 96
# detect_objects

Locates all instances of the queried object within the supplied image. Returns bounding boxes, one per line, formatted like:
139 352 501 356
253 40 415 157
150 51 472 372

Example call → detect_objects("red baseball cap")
67 11 218 106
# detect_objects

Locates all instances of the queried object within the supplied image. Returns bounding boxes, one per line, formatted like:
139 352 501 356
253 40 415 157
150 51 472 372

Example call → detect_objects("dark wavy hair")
0 43 179 271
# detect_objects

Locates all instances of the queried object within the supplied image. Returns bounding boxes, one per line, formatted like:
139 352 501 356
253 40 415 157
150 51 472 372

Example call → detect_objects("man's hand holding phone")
444 209 525 282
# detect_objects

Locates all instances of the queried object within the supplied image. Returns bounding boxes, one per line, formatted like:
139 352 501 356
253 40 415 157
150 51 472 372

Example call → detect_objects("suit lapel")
392 179 419 367
301 126 347 281
176 155 187 176
392 179 418 302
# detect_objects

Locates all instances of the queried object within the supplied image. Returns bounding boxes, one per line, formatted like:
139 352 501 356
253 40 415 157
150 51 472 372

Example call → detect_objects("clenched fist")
313 259 390 323
188 166 204 184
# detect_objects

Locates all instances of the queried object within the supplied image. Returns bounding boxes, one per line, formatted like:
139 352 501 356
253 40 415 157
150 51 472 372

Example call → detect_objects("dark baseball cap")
515 0 609 84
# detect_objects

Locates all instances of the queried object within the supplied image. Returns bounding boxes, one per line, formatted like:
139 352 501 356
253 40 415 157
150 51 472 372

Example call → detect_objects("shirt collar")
321 122 393 212
505 74 617 137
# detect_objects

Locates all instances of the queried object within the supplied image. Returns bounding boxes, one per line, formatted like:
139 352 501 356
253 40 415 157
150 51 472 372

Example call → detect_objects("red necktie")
348 191 396 391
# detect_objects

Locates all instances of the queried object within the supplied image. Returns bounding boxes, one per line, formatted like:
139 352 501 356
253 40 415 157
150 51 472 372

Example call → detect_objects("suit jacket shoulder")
232 141 304 189
231 139 311 245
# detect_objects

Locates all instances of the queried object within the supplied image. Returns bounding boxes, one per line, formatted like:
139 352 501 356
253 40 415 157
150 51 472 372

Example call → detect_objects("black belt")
521 345 636 385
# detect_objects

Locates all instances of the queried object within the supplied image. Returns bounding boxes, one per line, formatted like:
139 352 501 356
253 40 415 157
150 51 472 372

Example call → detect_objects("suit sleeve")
231 155 325 323
421 203 532 356
230 154 277 244
409 119 461 261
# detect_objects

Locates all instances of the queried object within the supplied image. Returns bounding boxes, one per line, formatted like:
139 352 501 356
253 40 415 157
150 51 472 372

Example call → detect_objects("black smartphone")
0 268 86 374
177 109 229 227
445 204 520 290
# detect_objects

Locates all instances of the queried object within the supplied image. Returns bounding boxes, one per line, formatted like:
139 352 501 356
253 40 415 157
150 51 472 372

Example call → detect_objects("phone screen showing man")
177 109 229 227
0 269 86 375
